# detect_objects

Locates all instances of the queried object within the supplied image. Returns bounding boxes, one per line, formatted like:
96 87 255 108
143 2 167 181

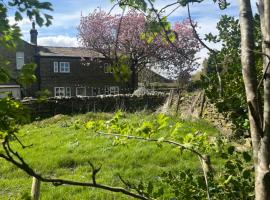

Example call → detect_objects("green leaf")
242 152 251 162
227 146 235 155
242 169 251 179
225 160 235 170
15 11 23 21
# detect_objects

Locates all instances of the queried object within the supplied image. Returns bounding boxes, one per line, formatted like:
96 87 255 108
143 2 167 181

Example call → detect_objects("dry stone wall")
160 90 234 135
23 94 167 120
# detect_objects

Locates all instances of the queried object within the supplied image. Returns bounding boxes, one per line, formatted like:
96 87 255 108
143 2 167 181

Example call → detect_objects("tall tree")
201 14 262 136
78 9 200 91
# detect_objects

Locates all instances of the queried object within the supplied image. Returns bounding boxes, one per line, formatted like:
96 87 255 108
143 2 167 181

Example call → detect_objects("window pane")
105 86 110 95
55 87 65 97
16 52 24 70
59 62 70 73
66 87 71 97
54 62 58 72
76 87 86 96
110 86 119 95
60 88 65 96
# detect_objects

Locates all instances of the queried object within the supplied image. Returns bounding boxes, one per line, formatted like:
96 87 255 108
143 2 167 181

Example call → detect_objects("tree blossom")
78 9 200 88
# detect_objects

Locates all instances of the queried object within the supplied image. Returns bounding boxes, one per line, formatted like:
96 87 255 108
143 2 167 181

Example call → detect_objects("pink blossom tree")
78 9 200 91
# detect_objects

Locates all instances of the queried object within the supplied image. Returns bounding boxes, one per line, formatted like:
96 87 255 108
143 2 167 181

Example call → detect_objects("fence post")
31 177 41 200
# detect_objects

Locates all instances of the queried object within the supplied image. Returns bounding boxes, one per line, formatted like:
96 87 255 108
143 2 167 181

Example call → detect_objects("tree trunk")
130 63 138 93
259 0 270 199
239 0 270 199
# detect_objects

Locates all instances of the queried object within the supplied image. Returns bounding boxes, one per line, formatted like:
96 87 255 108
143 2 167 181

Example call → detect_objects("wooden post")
31 177 41 200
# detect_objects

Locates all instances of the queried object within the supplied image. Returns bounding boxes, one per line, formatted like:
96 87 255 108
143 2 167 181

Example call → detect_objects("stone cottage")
0 22 128 99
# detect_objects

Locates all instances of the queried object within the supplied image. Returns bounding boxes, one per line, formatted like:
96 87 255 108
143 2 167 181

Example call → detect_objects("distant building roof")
0 85 20 88
38 46 103 58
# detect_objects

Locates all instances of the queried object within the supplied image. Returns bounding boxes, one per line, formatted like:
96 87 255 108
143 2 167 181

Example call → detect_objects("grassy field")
0 112 220 200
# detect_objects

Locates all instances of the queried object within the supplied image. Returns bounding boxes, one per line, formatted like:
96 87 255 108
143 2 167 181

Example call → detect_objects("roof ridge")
38 45 84 49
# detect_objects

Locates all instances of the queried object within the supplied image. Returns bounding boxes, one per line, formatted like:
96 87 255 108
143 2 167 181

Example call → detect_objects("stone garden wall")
23 94 167 120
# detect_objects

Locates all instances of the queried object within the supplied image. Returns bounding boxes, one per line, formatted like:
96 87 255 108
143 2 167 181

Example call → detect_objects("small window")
60 62 70 73
76 87 86 96
104 86 110 95
16 52 25 70
110 86 119 95
54 62 58 72
54 87 65 97
66 87 71 97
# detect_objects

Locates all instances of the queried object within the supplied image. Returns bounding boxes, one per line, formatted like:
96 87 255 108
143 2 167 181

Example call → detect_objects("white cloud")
38 35 79 47
8 16 32 26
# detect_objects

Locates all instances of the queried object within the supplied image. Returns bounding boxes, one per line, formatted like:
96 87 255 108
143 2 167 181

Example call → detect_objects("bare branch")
114 7 126 63
10 133 33 149
187 3 222 95
158 2 179 15
166 5 182 18
88 161 102 185
249 49 270 90
109 2 120 14
187 4 217 54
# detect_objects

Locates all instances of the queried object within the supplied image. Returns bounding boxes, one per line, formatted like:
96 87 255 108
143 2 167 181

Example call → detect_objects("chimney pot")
30 22 38 45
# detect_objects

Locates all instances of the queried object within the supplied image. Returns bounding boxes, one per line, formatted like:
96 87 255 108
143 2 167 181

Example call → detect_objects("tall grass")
0 112 219 199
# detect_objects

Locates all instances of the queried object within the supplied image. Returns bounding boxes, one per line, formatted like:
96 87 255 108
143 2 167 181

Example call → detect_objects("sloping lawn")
0 112 219 200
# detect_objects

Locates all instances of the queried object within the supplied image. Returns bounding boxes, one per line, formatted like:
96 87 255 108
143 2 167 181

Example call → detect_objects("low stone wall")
22 94 167 119
160 90 234 135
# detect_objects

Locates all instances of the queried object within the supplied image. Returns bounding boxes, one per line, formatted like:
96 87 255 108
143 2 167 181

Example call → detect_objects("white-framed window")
54 62 59 72
66 87 71 97
60 62 70 73
76 87 86 96
110 86 119 95
54 87 65 97
16 52 25 70
104 86 110 95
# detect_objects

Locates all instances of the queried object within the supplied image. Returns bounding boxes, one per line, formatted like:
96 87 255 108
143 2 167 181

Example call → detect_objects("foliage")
200 15 262 136
0 0 52 55
0 112 219 199
113 0 229 11
35 88 51 102
0 98 29 141
161 146 254 199
0 111 254 199
0 0 53 136
84 111 254 199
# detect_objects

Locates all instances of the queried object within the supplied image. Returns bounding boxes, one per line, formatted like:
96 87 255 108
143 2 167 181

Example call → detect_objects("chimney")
30 22 38 45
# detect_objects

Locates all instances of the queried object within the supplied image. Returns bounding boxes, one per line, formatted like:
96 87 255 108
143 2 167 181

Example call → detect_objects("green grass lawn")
0 112 220 200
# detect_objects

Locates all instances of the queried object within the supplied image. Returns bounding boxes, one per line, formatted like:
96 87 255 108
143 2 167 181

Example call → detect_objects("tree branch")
96 131 212 199
158 2 179 15
146 0 192 62
0 138 151 200
109 2 120 14
96 131 205 160
249 49 270 90
166 5 181 18
187 3 222 95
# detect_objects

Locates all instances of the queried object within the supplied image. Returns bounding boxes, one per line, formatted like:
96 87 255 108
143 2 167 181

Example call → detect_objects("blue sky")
9 0 258 61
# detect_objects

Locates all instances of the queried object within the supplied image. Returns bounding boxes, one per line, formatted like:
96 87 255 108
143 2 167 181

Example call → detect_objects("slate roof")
38 46 103 58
